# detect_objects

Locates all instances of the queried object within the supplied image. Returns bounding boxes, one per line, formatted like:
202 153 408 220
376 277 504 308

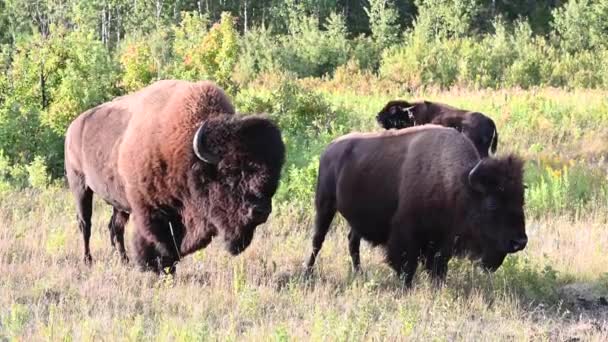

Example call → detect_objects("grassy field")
1 87 608 340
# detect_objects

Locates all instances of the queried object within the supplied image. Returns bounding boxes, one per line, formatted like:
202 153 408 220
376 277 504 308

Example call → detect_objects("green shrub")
233 26 282 86
365 0 400 49
26 156 50 190
278 11 352 78
525 161 607 217
413 0 483 40
552 0 608 53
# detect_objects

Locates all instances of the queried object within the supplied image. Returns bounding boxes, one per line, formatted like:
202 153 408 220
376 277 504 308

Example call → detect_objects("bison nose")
250 205 271 223
509 237 528 252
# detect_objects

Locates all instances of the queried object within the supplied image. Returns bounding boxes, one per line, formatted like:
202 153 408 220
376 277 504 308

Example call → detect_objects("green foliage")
552 0 608 53
414 0 483 39
525 161 607 217
118 36 158 92
496 256 561 302
1 303 30 339
278 10 352 77
198 12 239 93
234 26 283 85
365 0 400 49
42 28 118 135
171 12 210 80
26 156 50 190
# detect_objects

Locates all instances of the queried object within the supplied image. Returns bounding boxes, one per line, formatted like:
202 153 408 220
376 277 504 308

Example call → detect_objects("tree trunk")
243 0 248 33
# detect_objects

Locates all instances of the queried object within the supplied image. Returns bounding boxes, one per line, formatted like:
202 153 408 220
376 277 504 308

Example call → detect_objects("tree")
365 0 400 49
552 0 608 52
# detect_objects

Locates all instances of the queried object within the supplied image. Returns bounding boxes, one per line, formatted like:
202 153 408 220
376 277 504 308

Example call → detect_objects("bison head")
191 115 285 255
376 100 416 129
467 155 527 271
461 112 498 158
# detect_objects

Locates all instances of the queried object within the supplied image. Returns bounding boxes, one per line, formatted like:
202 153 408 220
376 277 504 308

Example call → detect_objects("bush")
413 0 483 40
118 36 157 92
552 0 608 53
278 12 352 78
233 26 282 86
525 160 607 217
26 156 50 190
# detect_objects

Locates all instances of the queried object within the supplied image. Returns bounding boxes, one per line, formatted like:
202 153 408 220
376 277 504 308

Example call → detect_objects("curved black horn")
193 123 220 164
468 159 485 193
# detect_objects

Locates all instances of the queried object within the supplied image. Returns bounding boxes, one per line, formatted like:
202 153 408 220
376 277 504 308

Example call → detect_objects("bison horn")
193 124 220 164
404 105 416 121
468 160 485 193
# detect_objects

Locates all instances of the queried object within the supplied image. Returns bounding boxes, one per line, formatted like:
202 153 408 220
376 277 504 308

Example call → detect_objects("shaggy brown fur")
376 100 498 157
65 80 285 273
305 125 526 286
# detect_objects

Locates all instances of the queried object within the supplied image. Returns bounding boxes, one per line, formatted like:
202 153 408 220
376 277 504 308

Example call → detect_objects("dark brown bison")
65 80 285 273
305 125 526 286
376 100 498 157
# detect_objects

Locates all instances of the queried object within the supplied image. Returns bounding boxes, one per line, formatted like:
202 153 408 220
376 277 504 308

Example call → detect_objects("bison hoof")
83 254 93 266
303 266 315 278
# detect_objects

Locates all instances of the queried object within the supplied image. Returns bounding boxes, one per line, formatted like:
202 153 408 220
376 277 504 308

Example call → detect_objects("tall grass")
1 86 608 340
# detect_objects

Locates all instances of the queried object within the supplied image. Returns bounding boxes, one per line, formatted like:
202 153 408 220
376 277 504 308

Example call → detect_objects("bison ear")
193 123 221 164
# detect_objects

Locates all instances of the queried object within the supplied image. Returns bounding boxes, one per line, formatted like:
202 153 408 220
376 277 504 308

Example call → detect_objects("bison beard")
376 100 498 158
65 80 285 274
305 125 527 287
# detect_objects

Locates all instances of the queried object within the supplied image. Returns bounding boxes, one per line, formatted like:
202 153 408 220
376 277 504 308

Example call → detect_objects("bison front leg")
348 229 362 272
386 231 419 288
423 241 451 286
131 210 180 274
132 228 178 274
108 208 130 263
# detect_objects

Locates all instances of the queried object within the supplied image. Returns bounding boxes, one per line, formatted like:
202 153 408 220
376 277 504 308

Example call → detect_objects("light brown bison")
376 100 498 157
65 80 285 273
305 125 526 286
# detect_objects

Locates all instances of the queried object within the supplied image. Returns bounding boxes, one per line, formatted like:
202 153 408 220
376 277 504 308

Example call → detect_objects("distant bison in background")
305 125 526 286
376 100 498 157
65 80 285 273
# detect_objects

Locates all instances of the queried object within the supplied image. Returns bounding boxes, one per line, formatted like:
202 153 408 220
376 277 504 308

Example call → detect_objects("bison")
65 80 285 273
376 100 498 157
305 125 527 286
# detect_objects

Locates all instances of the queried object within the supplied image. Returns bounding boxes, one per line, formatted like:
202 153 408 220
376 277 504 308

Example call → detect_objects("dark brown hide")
305 125 526 286
376 100 498 157
65 80 285 273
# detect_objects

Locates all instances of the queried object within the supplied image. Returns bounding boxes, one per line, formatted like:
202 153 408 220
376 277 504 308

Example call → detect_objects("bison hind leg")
70 184 94 265
108 208 130 263
304 197 336 273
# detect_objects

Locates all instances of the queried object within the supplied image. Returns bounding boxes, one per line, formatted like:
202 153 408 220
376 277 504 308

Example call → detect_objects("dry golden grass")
2 86 608 340
0 188 607 341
